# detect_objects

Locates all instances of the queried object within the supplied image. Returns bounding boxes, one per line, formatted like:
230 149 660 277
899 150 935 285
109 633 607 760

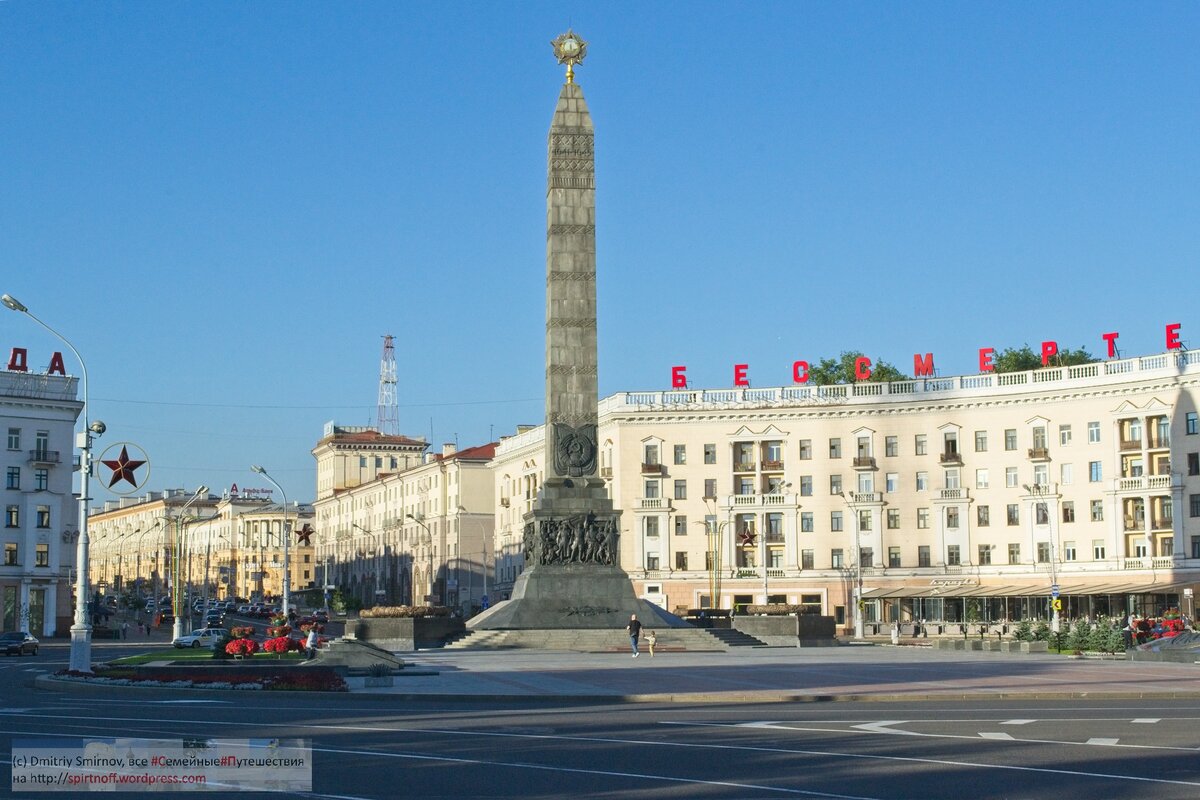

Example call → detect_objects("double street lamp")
251 465 291 616
3 293 103 673
171 486 209 641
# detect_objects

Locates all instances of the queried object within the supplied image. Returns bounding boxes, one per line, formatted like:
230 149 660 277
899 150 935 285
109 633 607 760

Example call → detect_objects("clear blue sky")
2 3 1198 505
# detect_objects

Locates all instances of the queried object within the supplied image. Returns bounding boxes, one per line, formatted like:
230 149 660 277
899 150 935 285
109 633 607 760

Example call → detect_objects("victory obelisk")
471 32 682 630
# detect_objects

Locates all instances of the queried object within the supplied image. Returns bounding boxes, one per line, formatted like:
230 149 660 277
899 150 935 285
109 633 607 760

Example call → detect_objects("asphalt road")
3 641 1199 799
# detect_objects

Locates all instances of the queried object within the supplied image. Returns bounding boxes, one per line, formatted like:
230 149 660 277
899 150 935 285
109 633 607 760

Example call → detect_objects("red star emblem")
296 525 314 546
738 529 757 547
101 446 147 489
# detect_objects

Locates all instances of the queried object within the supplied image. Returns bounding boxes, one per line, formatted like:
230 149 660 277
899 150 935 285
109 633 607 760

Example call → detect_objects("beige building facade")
492 348 1200 631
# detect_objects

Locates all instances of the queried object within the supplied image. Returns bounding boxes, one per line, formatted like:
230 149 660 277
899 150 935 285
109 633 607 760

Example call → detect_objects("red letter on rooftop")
671 365 687 388
913 353 934 377
1102 332 1119 358
734 364 749 387
979 347 994 373
1041 341 1058 366
1166 323 1182 350
855 357 872 381
792 360 809 384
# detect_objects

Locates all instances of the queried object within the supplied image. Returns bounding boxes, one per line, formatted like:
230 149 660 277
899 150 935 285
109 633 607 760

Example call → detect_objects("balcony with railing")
1116 474 1176 492
938 488 970 501
641 462 664 475
600 467 613 478
733 461 756 473
1147 434 1170 449
27 450 60 465
727 492 796 508
846 491 883 504
939 451 963 465
761 459 783 471
764 532 785 544
1119 439 1142 451
1027 447 1050 461
1122 557 1175 570
636 497 668 510
852 456 877 469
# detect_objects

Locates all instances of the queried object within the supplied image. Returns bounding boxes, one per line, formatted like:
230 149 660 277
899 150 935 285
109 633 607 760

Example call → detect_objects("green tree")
808 351 906 385
992 345 1097 373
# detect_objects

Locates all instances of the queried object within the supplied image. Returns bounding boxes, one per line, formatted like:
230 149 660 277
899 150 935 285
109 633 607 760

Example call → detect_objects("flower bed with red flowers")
230 626 256 639
225 638 260 657
263 636 301 654
266 625 292 638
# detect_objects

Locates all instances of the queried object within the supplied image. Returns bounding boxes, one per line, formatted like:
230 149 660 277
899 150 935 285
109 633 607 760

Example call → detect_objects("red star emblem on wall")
296 524 314 546
738 529 757 547
101 446 147 489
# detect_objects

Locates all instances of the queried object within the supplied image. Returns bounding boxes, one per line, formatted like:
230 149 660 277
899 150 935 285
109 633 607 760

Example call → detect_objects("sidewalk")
345 645 1200 703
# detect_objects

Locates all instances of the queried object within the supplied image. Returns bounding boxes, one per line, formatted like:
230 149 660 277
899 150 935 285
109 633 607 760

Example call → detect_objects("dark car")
0 631 39 656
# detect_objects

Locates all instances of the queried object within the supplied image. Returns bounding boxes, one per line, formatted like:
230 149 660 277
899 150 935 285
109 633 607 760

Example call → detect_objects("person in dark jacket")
625 614 642 657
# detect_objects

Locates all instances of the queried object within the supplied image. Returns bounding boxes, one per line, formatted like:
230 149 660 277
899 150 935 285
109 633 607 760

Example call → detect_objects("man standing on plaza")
625 614 642 658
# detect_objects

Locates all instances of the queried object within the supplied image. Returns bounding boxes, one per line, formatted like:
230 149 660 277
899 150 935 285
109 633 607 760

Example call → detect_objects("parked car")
172 628 230 649
0 631 39 656
312 611 329 624
236 605 251 615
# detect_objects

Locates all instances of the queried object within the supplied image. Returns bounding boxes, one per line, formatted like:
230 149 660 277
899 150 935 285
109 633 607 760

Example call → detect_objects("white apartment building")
88 490 314 607
312 424 495 614
1 367 81 637
492 348 1200 631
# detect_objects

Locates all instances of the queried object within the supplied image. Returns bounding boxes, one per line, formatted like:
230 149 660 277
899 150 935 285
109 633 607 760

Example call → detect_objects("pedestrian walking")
646 630 657 657
625 614 642 657
121 621 130 640
305 627 319 660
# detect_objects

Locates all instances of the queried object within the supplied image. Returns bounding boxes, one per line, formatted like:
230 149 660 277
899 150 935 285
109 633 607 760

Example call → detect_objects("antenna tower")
377 334 399 436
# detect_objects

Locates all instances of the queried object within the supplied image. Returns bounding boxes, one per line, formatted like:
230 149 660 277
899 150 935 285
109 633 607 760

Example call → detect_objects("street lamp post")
1024 483 1060 633
171 487 209 642
456 506 490 613
406 513 433 606
352 523 382 606
251 466 291 616
2 293 103 673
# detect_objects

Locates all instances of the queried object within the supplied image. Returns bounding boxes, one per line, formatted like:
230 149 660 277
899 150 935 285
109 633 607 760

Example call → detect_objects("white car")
172 627 230 649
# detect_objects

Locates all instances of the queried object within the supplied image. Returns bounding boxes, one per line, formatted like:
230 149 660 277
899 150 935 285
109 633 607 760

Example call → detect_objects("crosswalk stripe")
1086 738 1120 746
979 732 1014 740
1000 719 1036 725
1131 718 1160 724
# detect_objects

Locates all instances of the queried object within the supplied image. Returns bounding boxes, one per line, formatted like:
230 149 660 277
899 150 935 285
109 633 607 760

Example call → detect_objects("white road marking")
1132 718 1160 724
1087 738 1120 746
1001 719 1036 725
979 733 1014 740
850 721 919 736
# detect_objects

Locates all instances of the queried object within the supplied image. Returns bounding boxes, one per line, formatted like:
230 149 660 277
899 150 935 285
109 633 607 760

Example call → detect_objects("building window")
674 480 687 500
646 554 659 570
1191 494 1200 518
1062 501 1075 523
888 546 901 568
1005 467 1018 488
1032 425 1047 449
644 480 659 499
858 509 872 531
914 434 927 456
1036 542 1050 563
977 505 990 526
799 476 813 496
883 472 897 492
801 549 814 570
1188 412 1199 435
1188 453 1199 476
35 543 49 567
675 551 688 570
703 479 717 499
645 517 659 537
831 549 844 569
885 436 898 457
673 445 686 465
358 456 366 467
34 469 48 491
801 512 813 533
1094 540 1107 560
1006 504 1019 525
1035 502 1049 525
644 443 660 465
5 467 17 490
3 543 15 565
946 507 959 529
704 443 716 464
918 545 931 567
1004 429 1017 451
1064 541 1077 561
5 506 17 528
859 547 873 568
887 508 900 529
831 511 843 532
978 545 992 565
829 438 841 459
947 545 960 566
944 468 960 489
916 508 929 529
975 430 988 452
1091 500 1104 522
1008 543 1021 564
1033 463 1048 485
374 457 382 468
1061 463 1073 485
1059 425 1072 446
674 515 688 536
915 471 928 491
6 428 19 450
1089 461 1102 482
976 469 989 489
830 475 842 495
1087 421 1101 443
36 506 50 528
799 440 812 460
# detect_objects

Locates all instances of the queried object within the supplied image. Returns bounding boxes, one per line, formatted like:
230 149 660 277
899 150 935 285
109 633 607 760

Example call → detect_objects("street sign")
1050 583 1060 599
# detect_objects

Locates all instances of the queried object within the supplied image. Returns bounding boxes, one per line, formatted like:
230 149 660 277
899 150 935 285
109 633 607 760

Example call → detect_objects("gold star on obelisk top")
551 29 587 84
101 445 147 489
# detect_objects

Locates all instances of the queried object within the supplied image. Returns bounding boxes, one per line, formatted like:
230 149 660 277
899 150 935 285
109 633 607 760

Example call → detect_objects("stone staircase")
703 628 770 648
443 627 737 652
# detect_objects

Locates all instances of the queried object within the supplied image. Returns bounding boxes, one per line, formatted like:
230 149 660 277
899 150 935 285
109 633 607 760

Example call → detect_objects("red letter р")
7 348 28 372
1041 341 1058 366
734 364 749 387
671 365 687 388
854 357 872 381
48 352 67 376
1102 332 1119 358
1166 323 1182 350
913 353 934 377
979 347 994 373
792 360 809 384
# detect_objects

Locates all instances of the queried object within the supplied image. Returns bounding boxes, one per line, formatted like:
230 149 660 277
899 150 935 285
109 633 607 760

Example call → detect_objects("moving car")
0 631 39 656
172 627 230 649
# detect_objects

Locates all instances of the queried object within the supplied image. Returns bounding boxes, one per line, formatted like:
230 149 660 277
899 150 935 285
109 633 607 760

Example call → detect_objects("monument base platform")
467 564 687 630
